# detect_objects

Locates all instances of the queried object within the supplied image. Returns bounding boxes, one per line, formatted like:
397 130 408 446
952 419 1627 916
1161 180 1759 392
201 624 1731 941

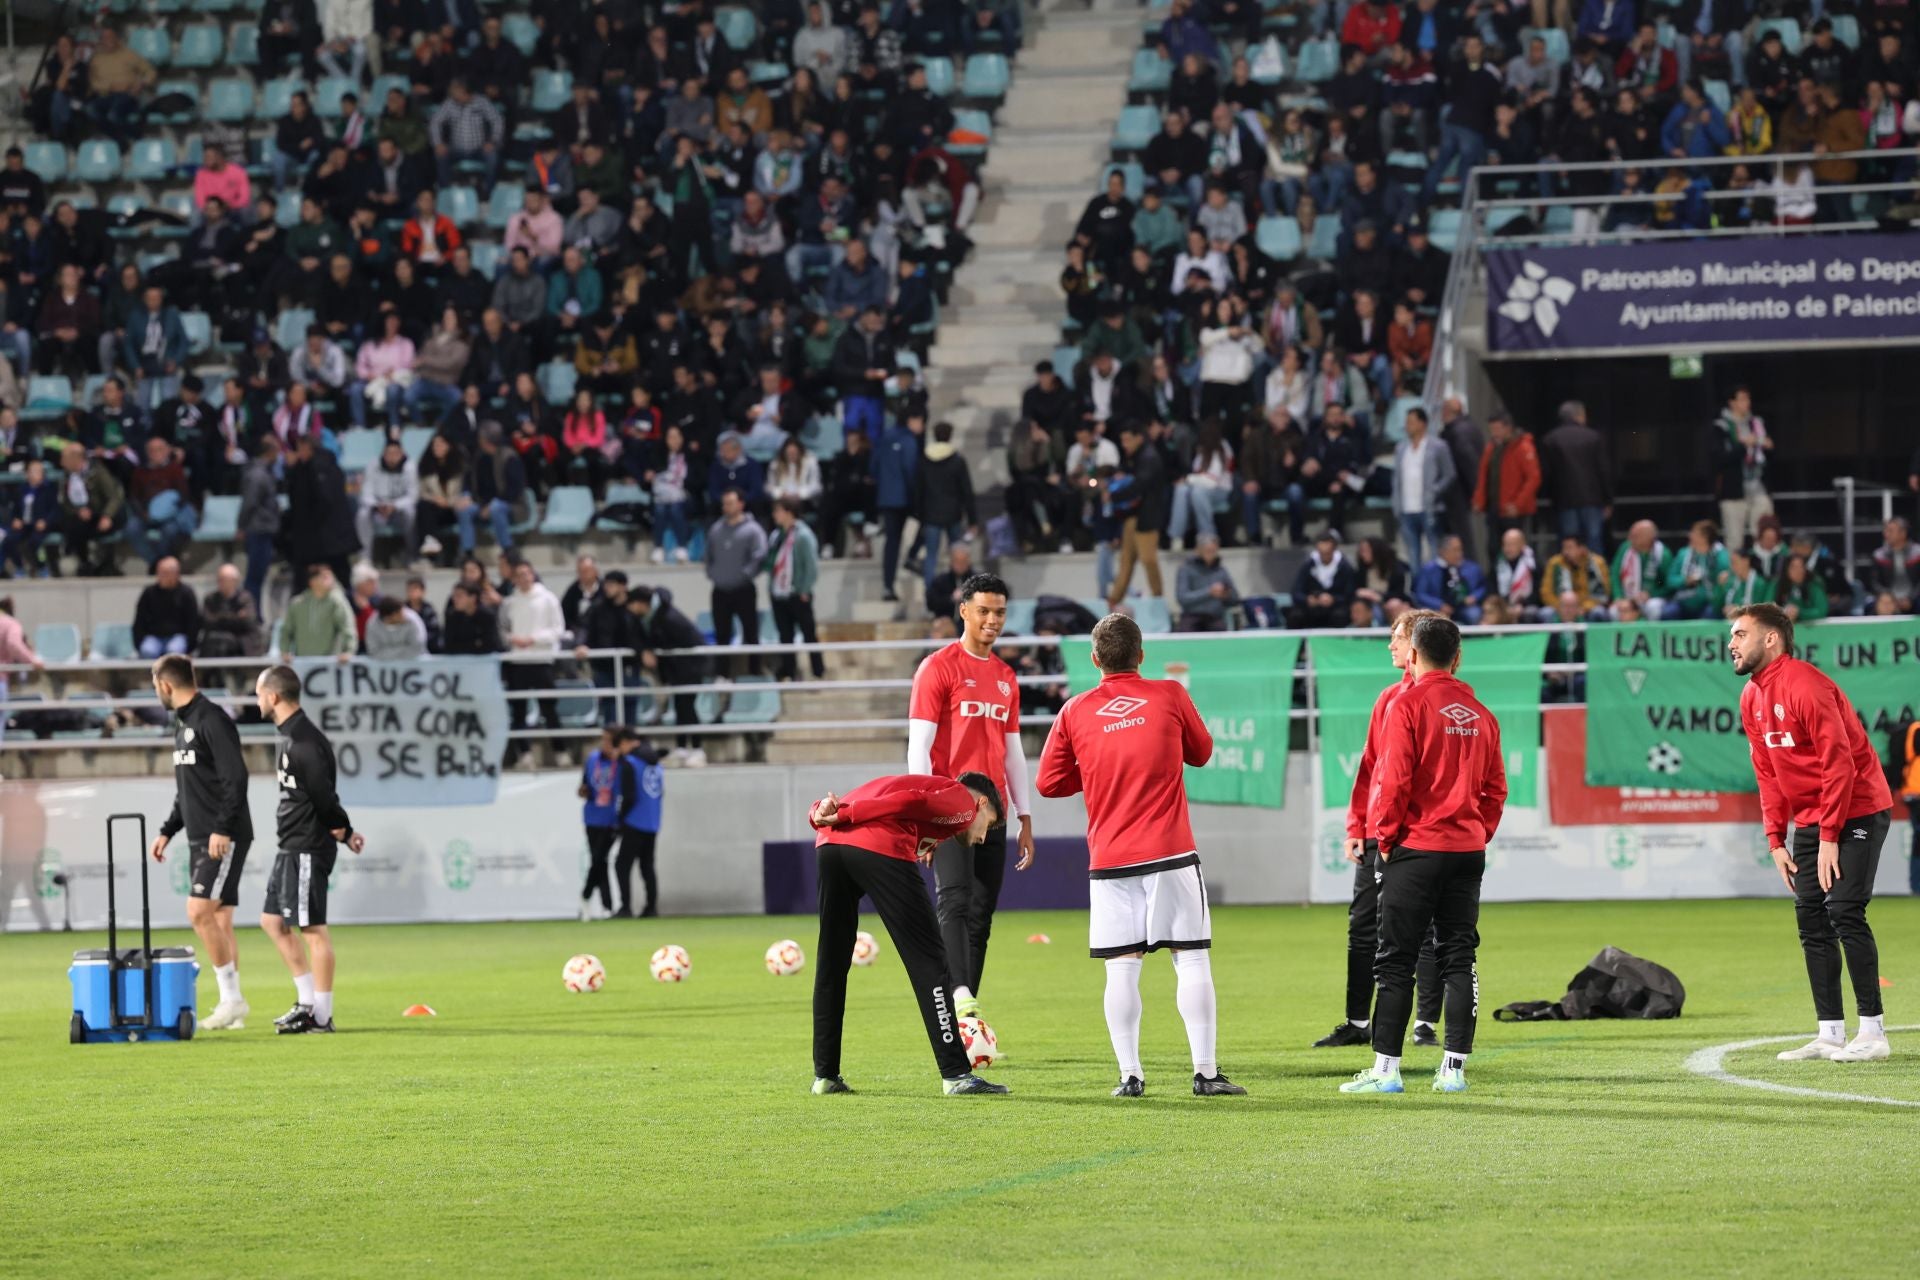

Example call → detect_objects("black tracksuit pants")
1791 810 1890 1022
617 828 658 916
932 821 1008 996
1373 848 1485 1059
582 826 617 910
813 843 970 1080
1348 840 1441 1026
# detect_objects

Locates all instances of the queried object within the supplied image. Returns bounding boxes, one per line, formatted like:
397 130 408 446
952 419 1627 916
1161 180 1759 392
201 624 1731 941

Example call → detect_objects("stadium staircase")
927 0 1140 504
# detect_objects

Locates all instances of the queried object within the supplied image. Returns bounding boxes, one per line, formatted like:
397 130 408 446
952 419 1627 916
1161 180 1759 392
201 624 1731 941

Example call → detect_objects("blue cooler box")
69 948 198 1042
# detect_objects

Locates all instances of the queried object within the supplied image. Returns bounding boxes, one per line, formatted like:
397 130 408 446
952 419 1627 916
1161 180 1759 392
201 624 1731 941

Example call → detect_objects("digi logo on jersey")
958 700 1010 721
1439 703 1482 736
1762 730 1797 749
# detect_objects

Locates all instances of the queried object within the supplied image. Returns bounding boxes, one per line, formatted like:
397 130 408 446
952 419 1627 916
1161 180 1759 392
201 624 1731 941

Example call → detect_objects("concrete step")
950 279 1066 309
974 141 1110 188
996 82 1131 130
969 205 1077 248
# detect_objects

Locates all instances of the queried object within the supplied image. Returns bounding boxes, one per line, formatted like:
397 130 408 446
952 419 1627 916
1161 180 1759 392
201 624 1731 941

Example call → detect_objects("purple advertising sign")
1485 234 1920 354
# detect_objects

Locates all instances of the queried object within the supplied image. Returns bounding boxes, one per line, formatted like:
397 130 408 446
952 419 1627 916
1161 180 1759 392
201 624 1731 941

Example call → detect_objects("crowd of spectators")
4 0 1019 593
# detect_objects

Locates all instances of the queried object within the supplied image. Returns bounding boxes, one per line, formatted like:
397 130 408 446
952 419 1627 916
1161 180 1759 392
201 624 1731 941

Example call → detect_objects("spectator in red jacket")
399 189 462 267
1341 0 1402 61
1733 602 1895 1063
1471 413 1542 554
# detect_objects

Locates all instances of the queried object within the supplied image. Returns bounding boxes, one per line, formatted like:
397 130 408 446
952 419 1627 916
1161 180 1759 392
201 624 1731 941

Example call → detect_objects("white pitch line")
1683 1025 1920 1109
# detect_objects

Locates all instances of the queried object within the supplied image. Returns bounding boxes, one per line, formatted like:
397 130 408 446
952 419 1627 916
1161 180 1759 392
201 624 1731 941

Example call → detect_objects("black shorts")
188 838 251 907
264 850 336 928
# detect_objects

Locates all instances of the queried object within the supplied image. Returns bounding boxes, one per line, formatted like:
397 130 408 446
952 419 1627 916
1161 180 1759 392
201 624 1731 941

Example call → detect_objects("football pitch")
7 898 1920 1278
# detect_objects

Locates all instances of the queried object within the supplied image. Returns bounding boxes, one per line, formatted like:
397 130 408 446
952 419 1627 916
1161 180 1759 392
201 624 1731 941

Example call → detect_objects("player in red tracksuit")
1343 615 1506 1096
1037 613 1245 1098
805 772 1011 1096
1731 603 1896 1064
908 572 1034 1020
1317 608 1443 1050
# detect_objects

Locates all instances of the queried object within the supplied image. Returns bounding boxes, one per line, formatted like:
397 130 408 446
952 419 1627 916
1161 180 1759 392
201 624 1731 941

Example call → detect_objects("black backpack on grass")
1493 946 1686 1022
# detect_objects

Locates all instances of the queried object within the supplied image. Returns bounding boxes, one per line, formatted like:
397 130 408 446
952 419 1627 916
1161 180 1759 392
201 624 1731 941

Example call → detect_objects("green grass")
6 899 1920 1277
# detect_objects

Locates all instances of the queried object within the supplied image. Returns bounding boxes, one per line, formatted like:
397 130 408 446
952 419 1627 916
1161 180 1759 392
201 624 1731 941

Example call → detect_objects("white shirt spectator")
1066 436 1120 478
502 580 564 651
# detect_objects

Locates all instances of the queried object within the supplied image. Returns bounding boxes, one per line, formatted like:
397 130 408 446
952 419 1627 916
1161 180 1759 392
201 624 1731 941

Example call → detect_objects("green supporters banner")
1312 633 1546 810
1585 618 1920 790
1061 634 1301 808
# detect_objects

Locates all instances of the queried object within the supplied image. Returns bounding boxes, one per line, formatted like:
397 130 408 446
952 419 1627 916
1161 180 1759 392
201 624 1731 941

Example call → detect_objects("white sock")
294 973 316 1007
1413 1020 1434 1031
1172 950 1217 1079
1819 1019 1846 1043
1374 1052 1401 1076
1350 1018 1370 1029
1860 1014 1885 1039
1103 957 1143 1080
313 991 333 1025
1442 1051 1468 1073
954 985 974 1007
214 963 239 1003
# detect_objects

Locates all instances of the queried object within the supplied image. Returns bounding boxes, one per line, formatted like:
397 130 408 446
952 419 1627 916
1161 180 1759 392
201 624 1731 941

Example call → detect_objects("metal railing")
1422 147 1907 409
11 616 1904 755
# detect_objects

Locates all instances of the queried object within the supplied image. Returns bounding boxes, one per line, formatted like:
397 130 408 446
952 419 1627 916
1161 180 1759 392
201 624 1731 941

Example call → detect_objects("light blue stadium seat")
469 240 502 277
500 12 537 54
151 80 201 123
173 22 223 67
275 306 316 351
1308 213 1341 260
23 141 67 183
194 0 241 12
314 75 357 117
537 361 576 404
1051 345 1080 387
1427 207 1463 252
1002 599 1036 635
529 70 571 114
207 76 255 122
1386 148 1427 175
721 675 781 725
336 429 385 475
438 185 480 227
1255 215 1302 261
275 197 303 227
1703 78 1731 115
23 375 73 419
195 495 241 542
600 480 650 512
1102 161 1146 201
922 56 955 97
948 108 993 158
34 623 81 664
227 21 258 65
1484 205 1525 236
1296 37 1338 83
89 623 137 662
799 415 843 461
400 426 436 460
261 76 305 120
105 193 145 236
748 59 790 85
962 53 1009 101
715 4 757 50
539 486 595 537
128 25 171 65
126 138 177 181
553 677 601 729
1542 204 1575 236
74 140 122 184
1384 394 1422 445
1113 104 1159 151
1832 14 1860 49
180 310 212 353
1131 598 1172 635
486 180 523 229
1757 17 1801 54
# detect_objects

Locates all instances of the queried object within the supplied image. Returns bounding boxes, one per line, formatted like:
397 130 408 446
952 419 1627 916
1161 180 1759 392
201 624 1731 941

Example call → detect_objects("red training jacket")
1346 670 1413 840
1741 654 1893 845
810 774 977 863
1369 671 1507 853
1036 671 1213 872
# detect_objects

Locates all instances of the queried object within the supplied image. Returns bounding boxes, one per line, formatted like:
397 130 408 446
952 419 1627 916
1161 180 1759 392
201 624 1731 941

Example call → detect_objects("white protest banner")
292 658 509 806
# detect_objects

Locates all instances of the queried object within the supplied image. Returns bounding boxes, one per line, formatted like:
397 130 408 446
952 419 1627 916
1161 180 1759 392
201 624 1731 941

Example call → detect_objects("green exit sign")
1669 354 1703 380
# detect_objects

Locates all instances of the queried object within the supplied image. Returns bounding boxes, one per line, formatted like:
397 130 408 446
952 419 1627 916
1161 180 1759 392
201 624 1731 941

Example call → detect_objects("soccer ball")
1647 741 1685 776
851 931 879 966
958 1015 998 1068
562 953 605 993
650 944 691 983
765 939 806 975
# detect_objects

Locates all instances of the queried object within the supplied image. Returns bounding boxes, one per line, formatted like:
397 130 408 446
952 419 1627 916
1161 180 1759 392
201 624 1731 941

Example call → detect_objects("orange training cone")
403 1004 437 1017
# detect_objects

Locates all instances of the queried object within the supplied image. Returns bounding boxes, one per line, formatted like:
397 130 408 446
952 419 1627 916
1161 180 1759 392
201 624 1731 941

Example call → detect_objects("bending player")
1731 604 1895 1063
807 771 1011 1096
908 573 1034 1023
1036 613 1245 1097
1318 608 1443 1050
254 665 365 1035
149 655 254 1030
1343 616 1505 1096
